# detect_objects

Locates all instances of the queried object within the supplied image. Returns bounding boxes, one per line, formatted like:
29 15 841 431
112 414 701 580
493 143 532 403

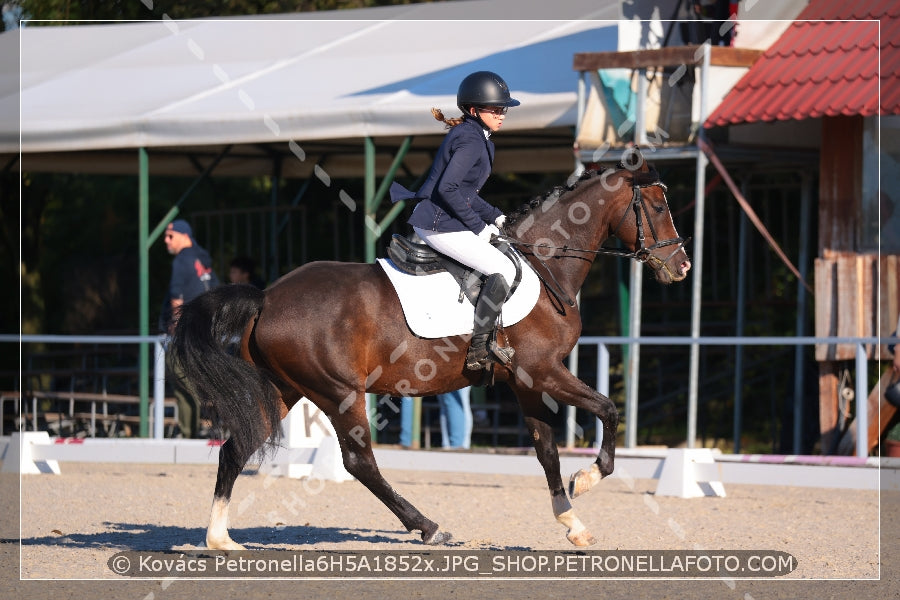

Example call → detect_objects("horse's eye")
653 204 664 214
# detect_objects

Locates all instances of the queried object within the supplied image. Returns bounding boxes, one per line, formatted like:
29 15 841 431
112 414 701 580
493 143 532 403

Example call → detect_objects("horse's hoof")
567 529 597 547
568 464 602 499
207 537 246 551
569 469 593 498
423 529 453 545
569 471 586 498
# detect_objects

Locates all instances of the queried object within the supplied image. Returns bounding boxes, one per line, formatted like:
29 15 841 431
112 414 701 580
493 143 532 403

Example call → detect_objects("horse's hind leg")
519 400 596 547
206 437 255 550
320 391 451 545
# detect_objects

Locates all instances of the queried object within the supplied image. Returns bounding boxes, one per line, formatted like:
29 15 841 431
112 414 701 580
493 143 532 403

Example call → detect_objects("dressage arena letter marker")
655 448 726 498
302 403 332 438
261 398 353 482
2 432 61 474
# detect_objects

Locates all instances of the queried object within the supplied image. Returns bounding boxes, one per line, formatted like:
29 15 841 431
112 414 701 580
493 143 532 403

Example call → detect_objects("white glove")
478 224 500 241
494 215 507 229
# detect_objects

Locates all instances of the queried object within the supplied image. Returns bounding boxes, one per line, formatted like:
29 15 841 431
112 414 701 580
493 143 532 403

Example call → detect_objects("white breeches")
414 227 516 286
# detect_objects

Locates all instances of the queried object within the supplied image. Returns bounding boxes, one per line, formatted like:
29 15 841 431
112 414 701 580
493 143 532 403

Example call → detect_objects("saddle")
386 232 523 304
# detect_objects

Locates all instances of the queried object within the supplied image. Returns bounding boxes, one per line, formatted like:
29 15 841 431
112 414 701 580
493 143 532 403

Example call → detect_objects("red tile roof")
705 0 899 128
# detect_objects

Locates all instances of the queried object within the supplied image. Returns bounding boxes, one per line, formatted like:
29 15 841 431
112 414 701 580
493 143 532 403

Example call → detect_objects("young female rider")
390 71 520 370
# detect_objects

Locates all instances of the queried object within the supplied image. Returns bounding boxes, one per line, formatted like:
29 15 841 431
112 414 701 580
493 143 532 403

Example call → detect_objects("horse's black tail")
169 284 281 460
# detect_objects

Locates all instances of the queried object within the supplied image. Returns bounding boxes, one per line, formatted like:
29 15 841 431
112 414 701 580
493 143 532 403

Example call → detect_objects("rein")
500 177 688 281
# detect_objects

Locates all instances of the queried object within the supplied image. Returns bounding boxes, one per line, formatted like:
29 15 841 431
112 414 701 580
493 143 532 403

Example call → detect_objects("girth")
387 233 523 304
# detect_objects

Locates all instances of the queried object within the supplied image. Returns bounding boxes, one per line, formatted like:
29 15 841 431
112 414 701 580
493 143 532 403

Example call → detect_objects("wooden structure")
697 4 899 455
814 116 900 454
573 34 899 456
571 44 808 452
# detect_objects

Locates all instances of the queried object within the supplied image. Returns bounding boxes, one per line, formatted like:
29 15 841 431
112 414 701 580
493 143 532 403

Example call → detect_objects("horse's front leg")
518 400 596 547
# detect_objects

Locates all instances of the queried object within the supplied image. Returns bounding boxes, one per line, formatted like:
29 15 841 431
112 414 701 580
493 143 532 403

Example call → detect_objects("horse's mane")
504 169 599 230
504 163 661 231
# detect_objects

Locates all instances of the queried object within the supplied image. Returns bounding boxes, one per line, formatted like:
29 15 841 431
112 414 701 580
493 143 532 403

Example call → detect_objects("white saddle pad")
377 256 541 339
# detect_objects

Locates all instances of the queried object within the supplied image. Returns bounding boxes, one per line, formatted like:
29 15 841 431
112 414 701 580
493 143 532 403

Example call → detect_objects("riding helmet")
457 71 521 112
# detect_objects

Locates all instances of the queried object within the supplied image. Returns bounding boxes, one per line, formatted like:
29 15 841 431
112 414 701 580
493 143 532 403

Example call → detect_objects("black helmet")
456 71 520 113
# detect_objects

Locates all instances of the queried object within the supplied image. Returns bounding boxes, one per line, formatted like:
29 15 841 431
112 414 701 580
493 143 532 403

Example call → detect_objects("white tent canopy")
3 1 625 438
2 1 620 157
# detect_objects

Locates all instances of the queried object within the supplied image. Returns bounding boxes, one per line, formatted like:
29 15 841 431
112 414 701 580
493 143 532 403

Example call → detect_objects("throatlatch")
466 273 514 371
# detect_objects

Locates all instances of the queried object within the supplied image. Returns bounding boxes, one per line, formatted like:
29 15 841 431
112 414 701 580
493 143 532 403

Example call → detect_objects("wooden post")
818 362 841 454
836 368 899 455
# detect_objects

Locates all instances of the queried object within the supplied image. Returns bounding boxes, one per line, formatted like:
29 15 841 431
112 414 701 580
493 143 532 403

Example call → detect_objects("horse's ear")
638 149 650 173
621 146 645 172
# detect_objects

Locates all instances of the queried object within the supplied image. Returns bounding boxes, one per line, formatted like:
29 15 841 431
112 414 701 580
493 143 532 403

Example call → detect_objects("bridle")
496 172 689 310
499 174 689 273
598 177 689 277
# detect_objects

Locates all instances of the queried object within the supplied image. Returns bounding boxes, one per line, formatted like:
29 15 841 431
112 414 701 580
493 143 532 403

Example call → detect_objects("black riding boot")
466 273 515 370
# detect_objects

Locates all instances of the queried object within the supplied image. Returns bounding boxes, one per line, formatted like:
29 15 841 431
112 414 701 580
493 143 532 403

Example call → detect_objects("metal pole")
635 68 648 146
596 343 609 450
625 258 643 449
575 71 586 175
153 338 165 439
361 136 414 441
566 336 579 448
138 147 150 438
623 66 649 450
363 137 378 440
364 136 378 264
855 343 868 458
687 43 711 449
365 135 414 261
374 137 413 215
733 194 748 453
792 174 812 454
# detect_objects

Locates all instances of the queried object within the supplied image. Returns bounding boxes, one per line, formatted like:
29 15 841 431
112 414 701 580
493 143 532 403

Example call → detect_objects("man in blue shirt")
161 219 220 438
161 219 219 333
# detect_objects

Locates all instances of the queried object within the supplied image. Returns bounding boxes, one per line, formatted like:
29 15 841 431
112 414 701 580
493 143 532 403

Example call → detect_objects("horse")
170 148 691 550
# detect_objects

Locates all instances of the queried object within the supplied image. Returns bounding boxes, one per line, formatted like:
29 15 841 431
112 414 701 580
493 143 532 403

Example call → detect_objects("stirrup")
465 340 514 371
489 340 515 366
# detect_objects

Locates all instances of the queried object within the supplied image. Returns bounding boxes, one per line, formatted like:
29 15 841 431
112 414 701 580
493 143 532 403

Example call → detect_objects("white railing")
2 334 890 455
573 336 888 458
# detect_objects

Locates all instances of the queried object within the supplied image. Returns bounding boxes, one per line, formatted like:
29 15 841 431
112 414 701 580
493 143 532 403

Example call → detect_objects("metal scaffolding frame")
571 43 817 450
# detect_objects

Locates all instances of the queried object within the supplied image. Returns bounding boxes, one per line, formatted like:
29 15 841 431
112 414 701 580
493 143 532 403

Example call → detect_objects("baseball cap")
168 219 193 237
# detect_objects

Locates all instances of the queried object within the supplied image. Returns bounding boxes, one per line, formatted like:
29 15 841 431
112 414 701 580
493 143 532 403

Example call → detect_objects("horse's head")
504 150 691 289
603 150 691 284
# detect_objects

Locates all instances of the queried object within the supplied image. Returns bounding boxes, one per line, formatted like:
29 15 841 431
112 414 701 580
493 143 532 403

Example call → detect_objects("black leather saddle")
386 233 523 304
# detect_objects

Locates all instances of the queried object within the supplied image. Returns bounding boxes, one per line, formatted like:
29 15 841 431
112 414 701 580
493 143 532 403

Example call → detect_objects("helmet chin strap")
464 106 490 130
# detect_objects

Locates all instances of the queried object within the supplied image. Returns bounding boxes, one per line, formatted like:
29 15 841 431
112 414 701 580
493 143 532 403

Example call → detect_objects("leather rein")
498 177 689 308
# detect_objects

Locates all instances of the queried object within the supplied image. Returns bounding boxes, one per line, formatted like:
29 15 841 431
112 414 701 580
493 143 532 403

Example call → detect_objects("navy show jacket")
390 115 503 234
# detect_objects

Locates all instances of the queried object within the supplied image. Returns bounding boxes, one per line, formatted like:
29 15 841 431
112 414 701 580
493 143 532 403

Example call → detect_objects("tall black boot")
466 273 514 370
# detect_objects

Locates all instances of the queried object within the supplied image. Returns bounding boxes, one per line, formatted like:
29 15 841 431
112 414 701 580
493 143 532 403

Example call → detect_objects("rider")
390 71 520 370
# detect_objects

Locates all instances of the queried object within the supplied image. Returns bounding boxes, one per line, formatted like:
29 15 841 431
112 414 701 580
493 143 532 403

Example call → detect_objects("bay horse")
170 148 691 550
